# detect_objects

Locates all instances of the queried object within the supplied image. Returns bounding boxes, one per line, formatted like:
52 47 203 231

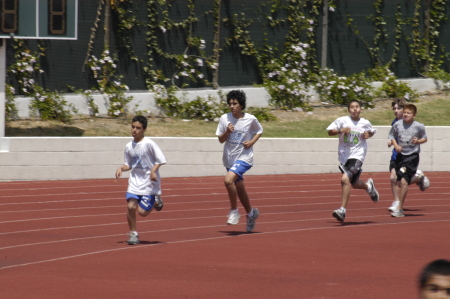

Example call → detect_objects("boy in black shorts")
326 100 379 222
387 98 430 212
388 104 427 217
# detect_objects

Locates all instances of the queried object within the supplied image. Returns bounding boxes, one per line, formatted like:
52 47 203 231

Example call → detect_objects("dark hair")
404 103 417 115
227 90 246 110
132 115 148 129
391 98 407 108
419 259 450 289
347 100 361 109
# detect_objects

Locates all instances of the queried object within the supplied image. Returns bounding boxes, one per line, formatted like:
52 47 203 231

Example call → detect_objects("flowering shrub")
314 68 375 106
5 84 18 121
263 42 313 110
153 84 227 121
8 39 76 122
369 66 417 99
428 68 450 90
29 85 77 122
86 49 133 117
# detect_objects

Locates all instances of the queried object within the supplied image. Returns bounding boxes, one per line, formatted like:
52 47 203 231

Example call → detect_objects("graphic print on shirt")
228 129 245 145
343 128 364 147
131 147 149 172
396 127 415 147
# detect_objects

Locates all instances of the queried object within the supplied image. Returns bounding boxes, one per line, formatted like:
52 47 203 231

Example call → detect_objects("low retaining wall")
0 126 448 181
13 79 439 118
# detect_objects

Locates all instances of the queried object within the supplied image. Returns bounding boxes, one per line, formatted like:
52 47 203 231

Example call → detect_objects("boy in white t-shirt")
216 90 263 232
326 100 379 222
115 116 166 245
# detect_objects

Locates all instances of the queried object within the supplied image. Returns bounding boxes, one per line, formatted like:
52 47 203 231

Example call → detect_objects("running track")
1 172 449 298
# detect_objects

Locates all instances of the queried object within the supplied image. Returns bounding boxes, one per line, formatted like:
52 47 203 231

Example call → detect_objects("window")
1 0 18 33
49 0 66 35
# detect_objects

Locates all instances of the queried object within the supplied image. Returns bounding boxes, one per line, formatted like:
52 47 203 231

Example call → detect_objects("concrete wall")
13 79 439 118
0 126 448 181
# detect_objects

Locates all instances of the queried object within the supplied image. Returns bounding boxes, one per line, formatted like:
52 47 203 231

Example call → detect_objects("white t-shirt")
123 137 166 195
216 112 263 168
326 116 377 164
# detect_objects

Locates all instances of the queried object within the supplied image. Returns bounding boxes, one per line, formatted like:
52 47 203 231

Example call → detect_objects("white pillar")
0 39 6 137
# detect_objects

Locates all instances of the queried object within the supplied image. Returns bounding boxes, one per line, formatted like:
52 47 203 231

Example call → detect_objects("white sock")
130 231 138 236
247 208 254 217
340 207 346 213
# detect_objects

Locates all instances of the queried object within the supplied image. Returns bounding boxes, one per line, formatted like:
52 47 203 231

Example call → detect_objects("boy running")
216 90 263 232
388 104 427 217
387 98 430 212
327 100 379 222
115 116 166 245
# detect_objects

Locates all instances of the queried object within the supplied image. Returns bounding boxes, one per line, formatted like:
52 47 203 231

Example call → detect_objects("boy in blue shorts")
216 90 263 232
388 104 427 217
115 116 166 245
387 98 430 212
327 100 379 222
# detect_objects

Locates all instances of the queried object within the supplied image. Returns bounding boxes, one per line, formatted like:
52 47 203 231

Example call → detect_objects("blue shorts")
226 160 252 182
126 193 156 212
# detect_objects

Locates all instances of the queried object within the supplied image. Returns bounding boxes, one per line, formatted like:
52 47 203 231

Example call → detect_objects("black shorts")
395 153 419 184
389 160 396 171
339 159 363 185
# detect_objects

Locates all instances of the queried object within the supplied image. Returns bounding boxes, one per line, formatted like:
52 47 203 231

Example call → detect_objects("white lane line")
0 200 449 226
1 218 449 270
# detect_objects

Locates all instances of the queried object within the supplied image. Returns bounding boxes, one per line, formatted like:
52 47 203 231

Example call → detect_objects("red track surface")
1 172 449 298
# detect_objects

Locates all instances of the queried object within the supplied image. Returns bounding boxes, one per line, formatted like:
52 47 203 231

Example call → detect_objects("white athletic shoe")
366 179 379 202
332 208 346 222
227 209 240 225
127 232 140 245
415 170 430 191
388 201 400 212
391 209 405 217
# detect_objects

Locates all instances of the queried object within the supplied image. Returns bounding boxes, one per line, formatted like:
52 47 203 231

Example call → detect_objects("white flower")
181 71 188 76
278 85 285 90
309 20 314 25
160 27 166 33
198 74 204 79
182 62 189 67
329 7 335 12
190 69 196 73
196 58 203 66
114 110 120 115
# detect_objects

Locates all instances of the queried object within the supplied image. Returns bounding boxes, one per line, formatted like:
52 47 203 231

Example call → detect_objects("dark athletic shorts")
339 159 363 185
389 160 396 171
395 153 419 184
